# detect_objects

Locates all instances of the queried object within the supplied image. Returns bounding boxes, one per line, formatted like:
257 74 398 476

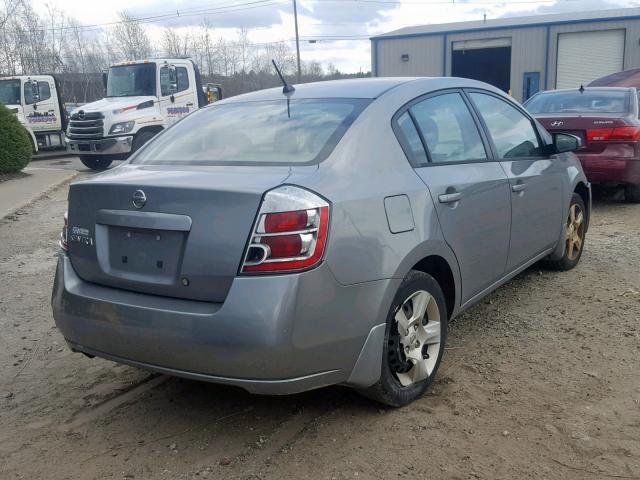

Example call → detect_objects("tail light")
59 211 68 251
241 186 330 274
587 127 640 142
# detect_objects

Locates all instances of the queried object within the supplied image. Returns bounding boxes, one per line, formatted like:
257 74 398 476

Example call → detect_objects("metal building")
371 8 640 102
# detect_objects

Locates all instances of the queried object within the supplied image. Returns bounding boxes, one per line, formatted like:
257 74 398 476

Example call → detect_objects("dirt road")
0 182 638 480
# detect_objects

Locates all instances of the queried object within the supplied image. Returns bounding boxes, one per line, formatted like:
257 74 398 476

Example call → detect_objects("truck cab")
66 58 208 170
0 75 67 152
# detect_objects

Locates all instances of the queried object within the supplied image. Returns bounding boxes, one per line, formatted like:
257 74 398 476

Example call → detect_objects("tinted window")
410 93 487 163
396 112 428 165
133 99 370 166
525 89 628 114
470 92 543 159
160 66 189 96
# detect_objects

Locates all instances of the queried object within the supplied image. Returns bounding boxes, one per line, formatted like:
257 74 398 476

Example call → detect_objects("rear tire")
547 193 586 271
625 185 640 203
359 270 448 407
79 155 113 171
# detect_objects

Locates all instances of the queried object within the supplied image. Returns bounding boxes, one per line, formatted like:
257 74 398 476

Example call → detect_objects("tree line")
0 0 370 103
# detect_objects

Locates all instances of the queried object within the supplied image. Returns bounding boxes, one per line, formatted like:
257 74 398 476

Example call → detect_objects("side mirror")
553 133 581 153
168 65 178 94
28 80 40 104
102 72 108 93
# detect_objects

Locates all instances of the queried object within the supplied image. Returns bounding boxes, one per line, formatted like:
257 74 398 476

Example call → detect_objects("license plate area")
104 226 186 284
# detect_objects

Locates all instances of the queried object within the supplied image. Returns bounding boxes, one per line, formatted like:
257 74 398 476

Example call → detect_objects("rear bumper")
51 255 397 394
66 136 133 156
577 155 640 185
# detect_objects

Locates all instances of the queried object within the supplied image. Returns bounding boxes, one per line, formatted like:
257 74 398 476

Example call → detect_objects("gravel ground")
0 182 638 480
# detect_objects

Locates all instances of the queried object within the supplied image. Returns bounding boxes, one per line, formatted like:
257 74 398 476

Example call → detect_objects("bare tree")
111 11 152 61
161 27 191 58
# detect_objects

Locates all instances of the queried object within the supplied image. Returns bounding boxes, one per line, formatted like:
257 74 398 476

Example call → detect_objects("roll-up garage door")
556 29 625 89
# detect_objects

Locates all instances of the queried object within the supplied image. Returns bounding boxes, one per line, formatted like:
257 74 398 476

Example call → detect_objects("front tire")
79 155 113 171
360 270 448 407
625 185 640 203
131 130 158 155
547 193 586 271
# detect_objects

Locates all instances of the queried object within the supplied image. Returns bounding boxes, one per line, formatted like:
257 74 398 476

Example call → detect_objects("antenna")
272 59 295 95
579 84 585 93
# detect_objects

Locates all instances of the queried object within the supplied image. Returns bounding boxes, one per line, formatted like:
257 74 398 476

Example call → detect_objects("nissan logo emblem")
132 190 147 209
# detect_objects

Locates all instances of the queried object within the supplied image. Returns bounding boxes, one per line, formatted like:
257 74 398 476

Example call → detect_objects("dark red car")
525 86 640 202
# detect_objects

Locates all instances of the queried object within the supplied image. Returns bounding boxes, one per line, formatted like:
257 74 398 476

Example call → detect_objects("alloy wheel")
388 290 442 387
565 203 585 261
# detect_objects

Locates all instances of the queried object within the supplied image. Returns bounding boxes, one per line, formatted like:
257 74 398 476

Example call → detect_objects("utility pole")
293 0 302 82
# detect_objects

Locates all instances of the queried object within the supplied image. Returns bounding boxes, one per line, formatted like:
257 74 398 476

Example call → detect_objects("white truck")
66 58 210 170
0 74 68 153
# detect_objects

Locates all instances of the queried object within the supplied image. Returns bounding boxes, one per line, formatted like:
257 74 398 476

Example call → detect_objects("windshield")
525 89 629 114
107 64 156 97
0 79 21 105
133 98 370 166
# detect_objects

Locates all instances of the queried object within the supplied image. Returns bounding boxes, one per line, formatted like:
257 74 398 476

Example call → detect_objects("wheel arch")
136 125 164 136
393 240 461 320
574 181 591 231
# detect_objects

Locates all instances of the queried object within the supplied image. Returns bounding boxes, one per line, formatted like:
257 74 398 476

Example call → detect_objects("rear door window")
410 92 487 163
470 92 544 159
396 112 428 166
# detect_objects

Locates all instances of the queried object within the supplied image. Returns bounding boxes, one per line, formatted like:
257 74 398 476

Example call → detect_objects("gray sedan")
52 77 590 406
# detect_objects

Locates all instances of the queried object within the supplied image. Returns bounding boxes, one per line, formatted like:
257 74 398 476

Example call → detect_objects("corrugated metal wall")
373 17 640 102
376 36 444 77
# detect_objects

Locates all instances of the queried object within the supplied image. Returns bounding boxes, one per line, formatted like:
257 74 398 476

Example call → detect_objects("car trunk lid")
67 165 293 302
536 113 635 154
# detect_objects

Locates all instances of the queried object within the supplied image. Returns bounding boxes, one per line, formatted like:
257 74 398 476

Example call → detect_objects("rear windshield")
525 90 629 114
133 98 370 166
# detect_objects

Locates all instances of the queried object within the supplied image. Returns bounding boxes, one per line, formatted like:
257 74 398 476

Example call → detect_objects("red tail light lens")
264 210 308 233
611 126 640 141
241 186 330 274
587 126 640 142
59 211 68 251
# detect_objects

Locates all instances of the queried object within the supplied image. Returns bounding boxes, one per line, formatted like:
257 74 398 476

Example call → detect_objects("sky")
31 0 640 73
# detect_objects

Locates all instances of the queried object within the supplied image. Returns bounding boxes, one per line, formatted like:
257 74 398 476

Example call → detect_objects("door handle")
438 192 462 204
186 102 194 107
511 183 527 193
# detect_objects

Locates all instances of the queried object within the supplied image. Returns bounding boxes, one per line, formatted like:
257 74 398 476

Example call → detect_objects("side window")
38 82 51 102
24 83 34 104
469 92 543 159
396 112 428 166
160 66 189 96
410 92 487 163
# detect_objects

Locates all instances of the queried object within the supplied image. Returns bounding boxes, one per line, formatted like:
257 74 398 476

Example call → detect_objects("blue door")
522 72 540 102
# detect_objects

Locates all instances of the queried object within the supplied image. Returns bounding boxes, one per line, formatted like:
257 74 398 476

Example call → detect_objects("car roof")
214 77 507 104
216 78 419 103
535 87 633 94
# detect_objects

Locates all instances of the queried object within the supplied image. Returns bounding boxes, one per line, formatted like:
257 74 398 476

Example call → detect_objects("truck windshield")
107 64 156 97
132 98 371 166
525 89 629 114
0 79 21 105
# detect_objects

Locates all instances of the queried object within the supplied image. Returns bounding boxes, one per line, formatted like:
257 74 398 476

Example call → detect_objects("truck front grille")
67 111 104 140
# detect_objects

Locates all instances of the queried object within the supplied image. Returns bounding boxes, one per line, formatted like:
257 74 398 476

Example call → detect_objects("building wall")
373 17 640 102
375 36 444 77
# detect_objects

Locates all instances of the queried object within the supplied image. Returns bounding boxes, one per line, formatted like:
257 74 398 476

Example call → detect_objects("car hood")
71 96 156 115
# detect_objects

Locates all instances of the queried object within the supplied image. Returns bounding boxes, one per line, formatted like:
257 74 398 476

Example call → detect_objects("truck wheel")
625 185 640 203
359 270 447 407
547 193 586 271
131 131 158 154
79 155 113 171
